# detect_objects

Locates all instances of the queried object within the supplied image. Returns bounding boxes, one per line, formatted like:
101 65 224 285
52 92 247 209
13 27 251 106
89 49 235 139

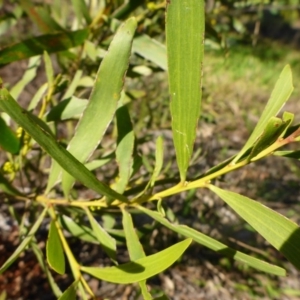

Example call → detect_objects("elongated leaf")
47 220 65 274
85 209 117 261
166 0 205 182
44 51 54 86
232 65 294 164
122 208 145 261
0 86 127 202
281 111 294 137
0 116 20 154
0 29 89 65
85 157 112 171
114 105 135 193
209 185 300 270
140 282 152 300
28 83 48 111
133 34 167 70
10 56 41 99
61 17 137 195
0 207 47 274
81 238 192 283
137 206 285 276
31 242 62 297
112 0 144 19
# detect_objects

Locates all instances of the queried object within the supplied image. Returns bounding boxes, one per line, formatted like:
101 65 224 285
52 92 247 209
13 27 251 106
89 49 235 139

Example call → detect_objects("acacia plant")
0 0 300 299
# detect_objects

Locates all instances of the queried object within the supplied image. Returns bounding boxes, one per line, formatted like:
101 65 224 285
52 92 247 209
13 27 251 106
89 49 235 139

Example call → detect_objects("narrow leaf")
10 56 41 100
0 86 128 202
133 34 167 70
233 65 294 164
62 17 137 195
273 150 300 160
138 206 285 276
166 0 205 181
31 242 62 297
139 280 152 300
81 238 192 283
209 185 300 270
59 215 98 244
20 0 63 33
0 207 47 274
248 117 289 160
122 208 145 261
114 105 135 193
0 29 89 65
85 209 117 261
47 220 65 274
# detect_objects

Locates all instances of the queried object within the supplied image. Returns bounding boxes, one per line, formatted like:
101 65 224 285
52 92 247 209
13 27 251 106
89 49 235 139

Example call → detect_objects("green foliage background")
0 1 300 299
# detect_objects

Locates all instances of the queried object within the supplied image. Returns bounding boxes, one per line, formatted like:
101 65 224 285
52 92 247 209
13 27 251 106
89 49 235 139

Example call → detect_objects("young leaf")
0 29 89 65
209 185 300 270
248 116 289 160
0 86 128 202
166 0 205 182
122 208 145 261
61 17 137 195
80 238 192 283
137 206 286 276
133 34 167 71
85 209 117 261
46 220 65 274
232 65 294 164
0 207 47 274
0 116 20 154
